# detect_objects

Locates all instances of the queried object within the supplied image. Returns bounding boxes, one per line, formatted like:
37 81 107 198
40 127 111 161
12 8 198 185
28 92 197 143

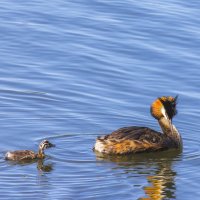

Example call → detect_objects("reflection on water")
140 163 176 200
37 159 53 173
95 149 181 200
6 158 54 173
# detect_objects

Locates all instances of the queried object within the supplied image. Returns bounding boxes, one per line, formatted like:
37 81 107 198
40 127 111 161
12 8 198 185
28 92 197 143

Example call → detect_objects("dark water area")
0 1 200 199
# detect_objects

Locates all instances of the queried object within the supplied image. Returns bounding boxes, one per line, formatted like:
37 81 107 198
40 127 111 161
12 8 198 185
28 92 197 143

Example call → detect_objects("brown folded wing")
96 126 170 154
6 150 37 161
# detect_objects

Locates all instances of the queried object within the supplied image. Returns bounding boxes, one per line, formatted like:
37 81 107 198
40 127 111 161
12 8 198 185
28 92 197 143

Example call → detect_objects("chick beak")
49 142 56 148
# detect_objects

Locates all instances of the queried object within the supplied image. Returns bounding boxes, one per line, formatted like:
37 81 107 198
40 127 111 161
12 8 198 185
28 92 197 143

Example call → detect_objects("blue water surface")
0 0 200 199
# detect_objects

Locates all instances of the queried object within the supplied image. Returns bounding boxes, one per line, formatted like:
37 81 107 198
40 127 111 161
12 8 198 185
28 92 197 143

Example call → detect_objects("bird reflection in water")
95 149 181 200
139 163 176 200
6 157 54 173
37 159 53 173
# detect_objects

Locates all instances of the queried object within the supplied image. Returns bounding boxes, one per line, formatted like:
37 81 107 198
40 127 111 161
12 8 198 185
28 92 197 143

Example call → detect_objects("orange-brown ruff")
94 96 182 155
5 140 55 161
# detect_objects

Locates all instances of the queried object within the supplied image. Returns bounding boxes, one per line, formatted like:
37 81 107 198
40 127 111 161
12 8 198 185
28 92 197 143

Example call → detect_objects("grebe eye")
171 101 176 107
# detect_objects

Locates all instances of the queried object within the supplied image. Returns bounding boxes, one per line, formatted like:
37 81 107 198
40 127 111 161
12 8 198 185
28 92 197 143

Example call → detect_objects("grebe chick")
5 140 55 161
94 96 182 155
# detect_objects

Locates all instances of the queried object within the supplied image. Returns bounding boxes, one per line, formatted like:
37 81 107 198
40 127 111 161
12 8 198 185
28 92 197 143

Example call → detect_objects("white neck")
158 117 182 148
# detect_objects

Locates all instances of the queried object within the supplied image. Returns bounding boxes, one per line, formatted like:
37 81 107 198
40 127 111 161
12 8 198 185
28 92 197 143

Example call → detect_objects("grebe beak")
168 118 173 135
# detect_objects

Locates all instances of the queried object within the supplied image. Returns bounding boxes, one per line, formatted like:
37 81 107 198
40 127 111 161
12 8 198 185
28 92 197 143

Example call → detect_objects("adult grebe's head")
150 95 178 121
39 140 55 151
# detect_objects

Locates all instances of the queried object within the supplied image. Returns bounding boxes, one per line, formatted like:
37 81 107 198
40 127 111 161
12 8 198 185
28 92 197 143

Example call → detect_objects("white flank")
5 152 12 159
94 140 105 153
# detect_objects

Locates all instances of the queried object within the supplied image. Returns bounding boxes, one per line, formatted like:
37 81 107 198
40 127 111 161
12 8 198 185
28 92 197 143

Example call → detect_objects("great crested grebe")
5 140 55 161
94 96 182 155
